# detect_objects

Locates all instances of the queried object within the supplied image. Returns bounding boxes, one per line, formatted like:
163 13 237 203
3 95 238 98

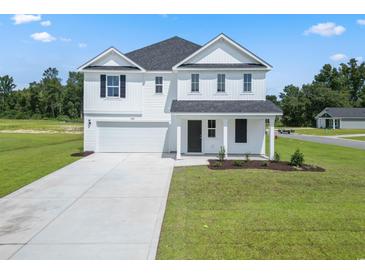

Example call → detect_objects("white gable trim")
78 47 146 72
315 109 331 119
172 34 272 70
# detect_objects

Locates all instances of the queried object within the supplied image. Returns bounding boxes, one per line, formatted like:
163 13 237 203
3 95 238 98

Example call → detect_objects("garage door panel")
97 122 168 152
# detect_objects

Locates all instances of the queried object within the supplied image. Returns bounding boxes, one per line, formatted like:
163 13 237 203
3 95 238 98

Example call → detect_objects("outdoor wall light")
88 119 91 128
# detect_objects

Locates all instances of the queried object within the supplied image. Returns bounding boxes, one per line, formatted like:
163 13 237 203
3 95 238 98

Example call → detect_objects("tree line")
0 68 83 121
267 58 365 126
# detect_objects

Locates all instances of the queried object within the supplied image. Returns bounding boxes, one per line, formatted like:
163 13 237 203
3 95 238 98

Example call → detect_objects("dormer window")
107 75 120 97
191 74 199 92
155 76 163 93
217 74 225 92
243 73 252 92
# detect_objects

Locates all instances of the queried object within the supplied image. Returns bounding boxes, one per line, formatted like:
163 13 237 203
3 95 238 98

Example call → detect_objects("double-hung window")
217 74 225 92
191 74 199 92
243 73 252 92
208 120 216 138
107 75 119 97
155 76 163 93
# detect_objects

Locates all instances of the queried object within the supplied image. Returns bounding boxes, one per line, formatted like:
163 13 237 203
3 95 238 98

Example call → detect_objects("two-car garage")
96 121 169 152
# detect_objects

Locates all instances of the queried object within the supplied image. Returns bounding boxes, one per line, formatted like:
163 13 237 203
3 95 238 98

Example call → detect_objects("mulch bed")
71 151 94 157
208 160 325 172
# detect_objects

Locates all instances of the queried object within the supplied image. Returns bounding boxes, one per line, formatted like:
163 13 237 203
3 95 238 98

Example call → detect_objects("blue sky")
0 14 364 96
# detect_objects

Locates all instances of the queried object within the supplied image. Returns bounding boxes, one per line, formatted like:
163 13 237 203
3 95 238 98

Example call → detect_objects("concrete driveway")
0 153 174 260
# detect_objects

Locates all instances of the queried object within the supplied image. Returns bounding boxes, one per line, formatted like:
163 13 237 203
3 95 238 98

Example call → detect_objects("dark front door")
188 120 202 153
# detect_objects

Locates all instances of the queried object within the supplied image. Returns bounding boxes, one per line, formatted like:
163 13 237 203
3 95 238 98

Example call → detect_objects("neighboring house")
315 107 365 129
78 33 282 159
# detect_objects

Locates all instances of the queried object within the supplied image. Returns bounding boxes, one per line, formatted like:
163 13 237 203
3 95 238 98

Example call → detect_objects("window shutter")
235 119 247 143
100 74 106 98
120 75 126 98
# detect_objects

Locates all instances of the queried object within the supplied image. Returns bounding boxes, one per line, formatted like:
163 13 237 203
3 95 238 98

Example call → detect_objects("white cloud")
356 56 363 62
357 19 365 25
30 32 56 42
40 20 51 27
330 53 347 62
60 37 72 42
12 14 41 25
304 22 346 37
78 42 87 48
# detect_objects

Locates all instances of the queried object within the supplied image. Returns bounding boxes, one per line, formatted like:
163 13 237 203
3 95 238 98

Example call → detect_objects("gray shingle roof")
84 65 140 71
125 36 201 71
178 63 265 69
323 107 365 118
171 100 282 114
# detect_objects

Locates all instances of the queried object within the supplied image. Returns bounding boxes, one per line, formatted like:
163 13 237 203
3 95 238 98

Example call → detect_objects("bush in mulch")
71 151 94 157
208 159 325 172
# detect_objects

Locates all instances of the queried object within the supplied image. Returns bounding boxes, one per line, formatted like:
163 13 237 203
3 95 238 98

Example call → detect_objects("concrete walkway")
280 133 365 150
0 153 174 260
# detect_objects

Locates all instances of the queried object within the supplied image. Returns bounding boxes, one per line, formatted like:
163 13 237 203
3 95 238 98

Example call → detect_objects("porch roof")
170 100 282 114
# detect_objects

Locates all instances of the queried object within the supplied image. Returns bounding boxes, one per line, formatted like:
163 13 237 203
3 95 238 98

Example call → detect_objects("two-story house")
78 34 282 159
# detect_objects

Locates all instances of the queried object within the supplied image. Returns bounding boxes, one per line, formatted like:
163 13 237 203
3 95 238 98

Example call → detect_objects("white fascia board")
95 118 170 123
172 33 272 70
84 110 142 115
314 109 330 119
80 69 144 74
172 112 282 117
78 47 146 72
174 67 270 71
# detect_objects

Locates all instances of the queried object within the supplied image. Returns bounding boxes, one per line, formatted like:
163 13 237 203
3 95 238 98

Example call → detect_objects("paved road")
280 134 365 150
0 153 174 260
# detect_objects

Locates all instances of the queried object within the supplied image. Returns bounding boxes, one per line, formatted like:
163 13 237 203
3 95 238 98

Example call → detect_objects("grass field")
280 127 365 136
157 138 365 259
342 136 365 141
0 119 83 133
0 133 83 197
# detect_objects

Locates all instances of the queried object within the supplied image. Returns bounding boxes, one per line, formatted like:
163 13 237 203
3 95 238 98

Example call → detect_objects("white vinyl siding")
177 71 266 100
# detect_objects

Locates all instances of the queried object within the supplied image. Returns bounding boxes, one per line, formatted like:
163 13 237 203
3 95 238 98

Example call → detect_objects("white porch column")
176 118 181 160
332 119 335 129
223 119 228 157
269 117 275 160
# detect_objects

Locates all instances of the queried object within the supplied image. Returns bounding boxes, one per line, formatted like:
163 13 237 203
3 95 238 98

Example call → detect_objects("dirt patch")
208 160 325 172
71 151 94 157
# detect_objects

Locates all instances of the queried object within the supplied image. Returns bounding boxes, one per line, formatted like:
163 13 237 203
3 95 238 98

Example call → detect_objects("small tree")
273 152 281 162
244 153 249 162
217 146 226 162
290 149 304 167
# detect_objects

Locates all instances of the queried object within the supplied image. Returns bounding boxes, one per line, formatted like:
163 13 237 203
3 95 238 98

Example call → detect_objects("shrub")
290 149 304 167
273 152 281 162
212 161 223 168
56 115 71 122
217 146 226 162
233 160 244 167
244 153 249 162
261 162 269 167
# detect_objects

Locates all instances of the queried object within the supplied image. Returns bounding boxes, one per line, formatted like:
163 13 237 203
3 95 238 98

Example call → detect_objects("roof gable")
125 36 201 71
173 33 272 70
78 47 145 71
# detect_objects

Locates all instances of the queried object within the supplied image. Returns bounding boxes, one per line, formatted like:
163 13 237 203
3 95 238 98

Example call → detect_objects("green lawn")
342 136 365 141
157 138 365 259
0 119 83 133
0 133 83 197
281 127 365 136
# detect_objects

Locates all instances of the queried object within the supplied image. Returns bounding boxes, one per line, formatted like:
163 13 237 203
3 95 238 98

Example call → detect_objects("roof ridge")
126 36 200 55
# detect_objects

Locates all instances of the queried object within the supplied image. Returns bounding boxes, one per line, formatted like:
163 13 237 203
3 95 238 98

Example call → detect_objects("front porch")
174 115 276 160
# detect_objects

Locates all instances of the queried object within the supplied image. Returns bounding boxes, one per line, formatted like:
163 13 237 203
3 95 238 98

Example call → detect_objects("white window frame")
191 74 199 92
155 76 163 94
243 73 252 93
208 119 216 138
106 75 120 97
217 74 225 93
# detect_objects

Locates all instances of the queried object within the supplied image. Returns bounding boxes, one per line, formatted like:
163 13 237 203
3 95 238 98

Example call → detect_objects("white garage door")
97 121 169 152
